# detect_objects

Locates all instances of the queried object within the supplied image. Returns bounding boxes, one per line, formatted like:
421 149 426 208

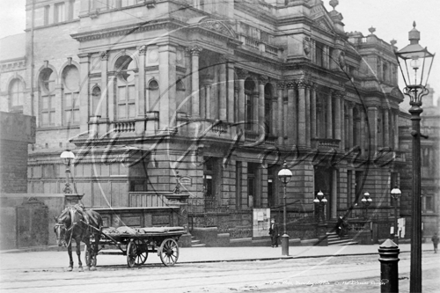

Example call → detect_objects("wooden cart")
85 226 185 268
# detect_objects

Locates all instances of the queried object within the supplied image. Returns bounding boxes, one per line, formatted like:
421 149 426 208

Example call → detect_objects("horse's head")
54 209 70 247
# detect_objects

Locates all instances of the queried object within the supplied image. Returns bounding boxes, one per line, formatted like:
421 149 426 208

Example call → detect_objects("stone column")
326 90 333 139
108 74 116 123
305 84 311 147
158 44 177 131
287 82 297 145
334 91 342 142
100 51 109 120
340 98 345 150
219 56 227 121
236 69 247 130
311 85 317 139
258 76 267 135
136 46 146 135
190 46 202 118
227 61 235 123
297 81 306 146
78 53 90 134
277 82 285 145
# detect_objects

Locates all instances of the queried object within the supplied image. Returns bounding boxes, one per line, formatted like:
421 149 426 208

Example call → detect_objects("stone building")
0 0 413 243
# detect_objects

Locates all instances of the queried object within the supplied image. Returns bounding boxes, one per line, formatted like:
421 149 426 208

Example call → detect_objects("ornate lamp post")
277 161 292 256
313 190 328 223
60 150 75 194
394 22 435 293
361 192 373 219
390 187 402 244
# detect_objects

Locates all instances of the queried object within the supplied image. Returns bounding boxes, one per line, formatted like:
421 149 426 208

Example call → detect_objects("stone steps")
327 232 358 246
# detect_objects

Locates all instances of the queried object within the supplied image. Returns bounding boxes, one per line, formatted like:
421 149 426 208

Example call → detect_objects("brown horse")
54 205 102 271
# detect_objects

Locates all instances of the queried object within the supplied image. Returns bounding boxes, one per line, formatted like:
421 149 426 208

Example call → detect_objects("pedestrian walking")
432 233 439 253
269 218 279 248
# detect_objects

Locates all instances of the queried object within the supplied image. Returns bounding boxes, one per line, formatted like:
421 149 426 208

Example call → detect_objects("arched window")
264 83 273 135
115 55 136 119
8 78 24 110
62 65 80 125
39 68 56 126
91 86 101 117
147 79 159 112
245 78 255 131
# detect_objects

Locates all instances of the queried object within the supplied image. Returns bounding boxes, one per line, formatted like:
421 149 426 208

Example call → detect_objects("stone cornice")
71 18 185 42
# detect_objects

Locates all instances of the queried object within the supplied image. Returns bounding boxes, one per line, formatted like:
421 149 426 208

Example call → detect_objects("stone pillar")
297 81 306 146
305 84 311 147
311 85 317 139
258 77 266 135
108 75 116 123
287 82 296 145
334 92 342 142
219 57 227 121
190 46 202 118
100 51 109 120
236 69 247 129
136 46 146 135
277 82 285 145
326 90 333 139
340 98 345 150
158 44 177 131
78 53 90 134
227 61 235 123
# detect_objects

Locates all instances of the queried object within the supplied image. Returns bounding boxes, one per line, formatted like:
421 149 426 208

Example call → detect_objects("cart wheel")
134 239 148 266
159 238 179 266
84 246 97 267
126 241 137 268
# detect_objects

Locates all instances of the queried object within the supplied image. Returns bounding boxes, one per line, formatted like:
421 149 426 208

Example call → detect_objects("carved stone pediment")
190 17 237 40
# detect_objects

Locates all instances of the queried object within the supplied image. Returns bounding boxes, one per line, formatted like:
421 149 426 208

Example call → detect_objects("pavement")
0 242 435 269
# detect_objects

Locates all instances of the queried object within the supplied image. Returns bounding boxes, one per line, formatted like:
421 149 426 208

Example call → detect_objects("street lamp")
390 187 402 244
395 22 435 293
313 190 328 223
277 161 292 256
60 150 75 194
361 192 373 219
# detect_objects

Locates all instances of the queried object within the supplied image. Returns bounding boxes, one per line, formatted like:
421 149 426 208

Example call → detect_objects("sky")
0 0 439 104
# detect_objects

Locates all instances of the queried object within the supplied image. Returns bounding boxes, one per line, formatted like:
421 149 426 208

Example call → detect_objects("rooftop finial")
368 26 376 35
413 21 416 28
329 0 339 10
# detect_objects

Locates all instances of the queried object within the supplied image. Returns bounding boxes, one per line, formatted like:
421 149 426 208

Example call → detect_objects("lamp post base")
281 234 289 256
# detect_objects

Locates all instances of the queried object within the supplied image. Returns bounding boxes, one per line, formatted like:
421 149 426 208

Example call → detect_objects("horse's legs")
83 237 92 271
67 243 73 271
76 238 83 272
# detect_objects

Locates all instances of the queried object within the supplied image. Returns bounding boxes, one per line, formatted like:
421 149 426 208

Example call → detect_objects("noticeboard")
252 208 271 238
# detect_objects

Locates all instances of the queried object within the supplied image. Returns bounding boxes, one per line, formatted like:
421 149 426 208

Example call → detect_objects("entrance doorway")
314 166 336 220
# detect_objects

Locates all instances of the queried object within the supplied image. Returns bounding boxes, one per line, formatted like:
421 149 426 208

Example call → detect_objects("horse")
54 205 103 271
